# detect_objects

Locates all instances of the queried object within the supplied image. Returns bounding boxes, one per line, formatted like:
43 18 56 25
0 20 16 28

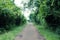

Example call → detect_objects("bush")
45 14 60 31
0 8 26 33
29 0 60 35
0 0 26 34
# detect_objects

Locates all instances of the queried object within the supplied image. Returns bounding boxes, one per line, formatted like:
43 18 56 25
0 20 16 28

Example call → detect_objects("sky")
14 0 31 20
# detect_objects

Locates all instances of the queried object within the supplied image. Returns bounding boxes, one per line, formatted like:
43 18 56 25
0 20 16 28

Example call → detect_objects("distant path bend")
15 23 45 40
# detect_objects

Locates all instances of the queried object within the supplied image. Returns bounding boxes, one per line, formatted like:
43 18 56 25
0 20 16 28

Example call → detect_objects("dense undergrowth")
29 0 60 40
0 24 25 40
35 24 60 40
0 0 26 34
29 0 60 35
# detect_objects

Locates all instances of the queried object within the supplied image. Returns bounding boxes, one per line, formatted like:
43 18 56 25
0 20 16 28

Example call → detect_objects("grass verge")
0 24 26 40
35 25 60 40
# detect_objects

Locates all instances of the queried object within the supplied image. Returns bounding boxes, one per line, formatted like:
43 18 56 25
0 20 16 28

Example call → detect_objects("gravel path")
15 23 45 40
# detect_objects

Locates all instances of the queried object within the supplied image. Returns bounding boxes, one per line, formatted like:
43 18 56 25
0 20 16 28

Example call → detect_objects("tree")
0 0 26 32
29 0 60 34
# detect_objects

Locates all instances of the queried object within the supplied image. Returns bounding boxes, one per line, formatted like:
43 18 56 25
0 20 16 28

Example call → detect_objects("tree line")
29 0 60 34
0 0 26 33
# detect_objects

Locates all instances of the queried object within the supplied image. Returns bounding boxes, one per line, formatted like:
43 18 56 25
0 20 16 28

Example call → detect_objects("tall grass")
35 25 60 40
0 25 25 40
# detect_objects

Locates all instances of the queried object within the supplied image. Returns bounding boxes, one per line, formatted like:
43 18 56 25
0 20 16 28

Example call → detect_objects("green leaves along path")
29 0 60 40
29 0 60 34
0 0 60 40
0 0 26 33
0 25 25 40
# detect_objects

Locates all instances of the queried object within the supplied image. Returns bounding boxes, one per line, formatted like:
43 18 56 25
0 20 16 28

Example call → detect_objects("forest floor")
15 23 45 40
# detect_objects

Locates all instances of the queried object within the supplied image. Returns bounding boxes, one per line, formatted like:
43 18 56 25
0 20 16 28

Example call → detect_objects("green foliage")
35 25 60 40
0 0 26 33
0 24 25 40
29 0 60 34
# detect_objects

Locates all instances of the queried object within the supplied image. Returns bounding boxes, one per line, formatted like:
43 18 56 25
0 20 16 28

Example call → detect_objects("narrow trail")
15 23 45 40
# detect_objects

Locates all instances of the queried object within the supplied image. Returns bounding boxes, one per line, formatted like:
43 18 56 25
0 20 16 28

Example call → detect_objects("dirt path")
15 23 45 40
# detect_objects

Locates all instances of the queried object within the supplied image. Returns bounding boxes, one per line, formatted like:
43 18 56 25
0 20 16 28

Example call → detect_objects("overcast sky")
14 0 31 20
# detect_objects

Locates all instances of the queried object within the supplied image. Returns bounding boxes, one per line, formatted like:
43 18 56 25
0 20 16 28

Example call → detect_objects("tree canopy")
29 0 60 34
0 0 26 33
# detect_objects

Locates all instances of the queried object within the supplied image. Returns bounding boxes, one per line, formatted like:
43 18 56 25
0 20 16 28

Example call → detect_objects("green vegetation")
0 25 25 40
0 0 60 40
29 0 60 40
35 25 60 40
0 0 26 33
0 0 26 39
29 0 60 34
